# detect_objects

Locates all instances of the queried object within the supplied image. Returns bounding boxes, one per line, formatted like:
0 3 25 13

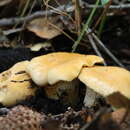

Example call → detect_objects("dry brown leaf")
111 108 127 124
107 92 130 110
98 108 129 130
27 17 63 39
101 108 127 124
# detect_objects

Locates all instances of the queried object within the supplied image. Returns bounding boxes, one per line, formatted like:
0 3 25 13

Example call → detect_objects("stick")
83 3 130 9
0 5 73 27
87 33 107 66
89 29 125 67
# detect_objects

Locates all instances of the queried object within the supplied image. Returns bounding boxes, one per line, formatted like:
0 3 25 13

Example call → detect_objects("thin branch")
84 3 130 9
72 0 81 34
87 33 107 66
0 2 130 27
88 28 125 67
80 107 110 130
0 5 73 27
3 28 24 35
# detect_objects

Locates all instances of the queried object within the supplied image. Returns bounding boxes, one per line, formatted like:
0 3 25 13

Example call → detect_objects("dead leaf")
98 108 129 130
27 17 63 39
95 108 130 130
101 108 127 124
111 108 128 124
107 92 130 110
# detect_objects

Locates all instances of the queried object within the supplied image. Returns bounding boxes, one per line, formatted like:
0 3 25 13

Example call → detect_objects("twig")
72 0 81 34
21 0 32 17
84 3 130 9
88 28 125 67
87 33 107 66
17 0 37 42
0 2 130 27
49 22 75 42
3 28 24 35
0 5 73 27
80 107 110 130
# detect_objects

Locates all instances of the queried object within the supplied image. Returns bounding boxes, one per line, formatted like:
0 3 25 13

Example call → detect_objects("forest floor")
0 0 130 130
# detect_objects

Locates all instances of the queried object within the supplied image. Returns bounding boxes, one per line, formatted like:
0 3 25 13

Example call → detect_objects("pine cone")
0 105 45 130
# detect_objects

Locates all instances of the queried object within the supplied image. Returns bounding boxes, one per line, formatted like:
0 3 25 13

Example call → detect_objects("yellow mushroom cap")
26 52 104 86
0 61 37 106
78 66 130 99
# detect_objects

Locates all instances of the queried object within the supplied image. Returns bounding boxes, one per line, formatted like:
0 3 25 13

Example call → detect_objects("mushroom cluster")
26 52 104 106
0 52 130 109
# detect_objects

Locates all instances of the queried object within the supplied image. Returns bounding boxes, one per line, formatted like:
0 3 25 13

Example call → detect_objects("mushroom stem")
44 79 80 106
84 87 99 107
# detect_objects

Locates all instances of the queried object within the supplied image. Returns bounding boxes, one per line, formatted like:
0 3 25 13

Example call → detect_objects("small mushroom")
0 61 37 106
78 66 130 109
26 52 104 106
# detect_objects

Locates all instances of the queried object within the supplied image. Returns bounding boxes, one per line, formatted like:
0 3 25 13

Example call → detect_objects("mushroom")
78 66 130 109
26 52 104 106
0 61 37 106
26 52 104 86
